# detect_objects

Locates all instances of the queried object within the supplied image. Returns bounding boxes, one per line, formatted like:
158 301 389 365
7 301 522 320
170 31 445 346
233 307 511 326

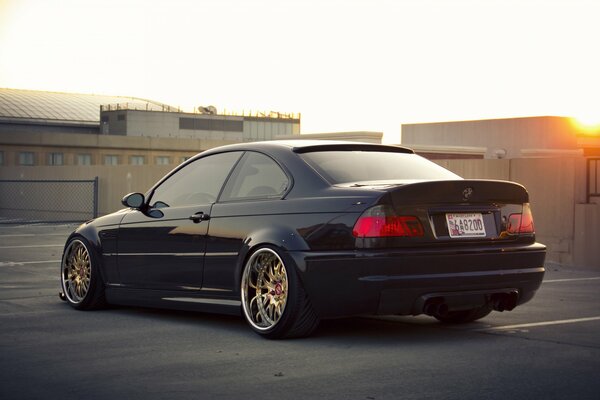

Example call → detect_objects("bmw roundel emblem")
462 187 474 201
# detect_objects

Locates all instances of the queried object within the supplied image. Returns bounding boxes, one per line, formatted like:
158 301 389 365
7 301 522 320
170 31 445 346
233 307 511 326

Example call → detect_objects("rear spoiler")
387 179 529 205
293 144 414 154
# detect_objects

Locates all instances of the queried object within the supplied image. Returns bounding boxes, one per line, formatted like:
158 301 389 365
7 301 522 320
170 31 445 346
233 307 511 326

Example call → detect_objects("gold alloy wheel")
61 239 92 304
241 248 289 331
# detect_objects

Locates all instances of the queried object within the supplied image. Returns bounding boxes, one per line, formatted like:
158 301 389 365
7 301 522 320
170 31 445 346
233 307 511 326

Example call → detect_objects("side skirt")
105 286 242 316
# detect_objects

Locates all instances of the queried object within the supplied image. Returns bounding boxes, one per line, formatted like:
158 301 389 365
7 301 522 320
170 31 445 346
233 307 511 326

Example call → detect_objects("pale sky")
1 0 599 142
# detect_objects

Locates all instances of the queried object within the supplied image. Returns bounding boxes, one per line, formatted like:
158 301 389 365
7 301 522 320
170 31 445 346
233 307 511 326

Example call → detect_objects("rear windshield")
299 151 461 184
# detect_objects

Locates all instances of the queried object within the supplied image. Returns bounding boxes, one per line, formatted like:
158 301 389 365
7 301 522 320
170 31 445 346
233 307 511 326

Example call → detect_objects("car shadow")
78 303 491 345
312 315 491 344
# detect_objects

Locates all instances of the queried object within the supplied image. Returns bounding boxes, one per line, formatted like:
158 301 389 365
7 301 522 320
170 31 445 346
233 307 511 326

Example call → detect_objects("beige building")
0 88 300 169
401 116 599 159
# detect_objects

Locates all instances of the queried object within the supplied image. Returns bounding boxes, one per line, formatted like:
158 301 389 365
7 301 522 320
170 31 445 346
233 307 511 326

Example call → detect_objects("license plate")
446 213 486 238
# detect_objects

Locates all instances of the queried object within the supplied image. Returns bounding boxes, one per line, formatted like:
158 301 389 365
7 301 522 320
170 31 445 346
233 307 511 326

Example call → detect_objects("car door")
203 151 291 292
117 151 243 291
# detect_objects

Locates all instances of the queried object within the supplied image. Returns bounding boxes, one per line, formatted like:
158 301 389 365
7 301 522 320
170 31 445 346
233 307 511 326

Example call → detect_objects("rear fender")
232 226 309 292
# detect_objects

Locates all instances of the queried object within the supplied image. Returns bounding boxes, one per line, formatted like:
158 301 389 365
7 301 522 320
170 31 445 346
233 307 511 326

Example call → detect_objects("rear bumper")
290 243 546 318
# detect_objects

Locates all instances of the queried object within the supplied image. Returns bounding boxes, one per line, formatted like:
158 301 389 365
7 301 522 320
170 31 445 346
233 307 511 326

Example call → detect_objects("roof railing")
100 103 300 120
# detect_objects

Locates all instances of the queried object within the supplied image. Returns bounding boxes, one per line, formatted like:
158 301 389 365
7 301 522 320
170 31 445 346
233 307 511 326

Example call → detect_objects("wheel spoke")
61 240 92 304
242 248 291 331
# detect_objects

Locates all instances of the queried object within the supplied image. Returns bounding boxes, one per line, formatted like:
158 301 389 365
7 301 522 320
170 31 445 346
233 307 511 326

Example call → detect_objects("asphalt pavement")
1 223 599 400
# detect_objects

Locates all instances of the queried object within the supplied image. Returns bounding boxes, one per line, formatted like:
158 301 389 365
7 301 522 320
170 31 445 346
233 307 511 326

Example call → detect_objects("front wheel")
241 247 319 339
60 237 107 310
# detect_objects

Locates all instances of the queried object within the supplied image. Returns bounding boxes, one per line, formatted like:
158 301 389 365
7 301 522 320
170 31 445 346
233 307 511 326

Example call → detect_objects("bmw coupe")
60 140 546 339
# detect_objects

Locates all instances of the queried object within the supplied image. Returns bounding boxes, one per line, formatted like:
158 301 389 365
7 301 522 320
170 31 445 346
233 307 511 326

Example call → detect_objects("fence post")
93 176 99 218
587 158 600 204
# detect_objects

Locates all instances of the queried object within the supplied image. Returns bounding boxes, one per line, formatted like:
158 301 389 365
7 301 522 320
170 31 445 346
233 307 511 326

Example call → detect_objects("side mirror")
122 192 145 209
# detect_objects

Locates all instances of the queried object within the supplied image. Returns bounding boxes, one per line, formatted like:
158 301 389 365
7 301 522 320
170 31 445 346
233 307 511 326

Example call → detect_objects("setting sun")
571 114 600 135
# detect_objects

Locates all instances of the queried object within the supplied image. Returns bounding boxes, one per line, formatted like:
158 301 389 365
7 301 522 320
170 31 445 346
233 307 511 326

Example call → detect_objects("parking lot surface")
1 223 599 399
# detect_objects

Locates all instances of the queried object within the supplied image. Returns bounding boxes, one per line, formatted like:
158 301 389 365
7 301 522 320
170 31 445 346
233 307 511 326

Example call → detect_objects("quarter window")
220 152 289 201
150 151 242 208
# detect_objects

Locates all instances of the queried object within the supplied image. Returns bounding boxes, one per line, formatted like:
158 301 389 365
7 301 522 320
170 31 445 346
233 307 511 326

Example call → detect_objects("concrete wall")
574 204 600 268
403 116 580 159
509 158 587 266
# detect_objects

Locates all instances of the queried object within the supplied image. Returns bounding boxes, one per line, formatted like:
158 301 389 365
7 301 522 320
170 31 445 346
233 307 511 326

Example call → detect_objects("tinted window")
300 151 461 184
221 152 289 201
150 151 242 208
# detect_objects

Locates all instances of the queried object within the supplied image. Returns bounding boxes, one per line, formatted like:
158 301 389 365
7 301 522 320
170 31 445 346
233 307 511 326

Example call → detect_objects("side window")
221 152 289 201
149 152 242 208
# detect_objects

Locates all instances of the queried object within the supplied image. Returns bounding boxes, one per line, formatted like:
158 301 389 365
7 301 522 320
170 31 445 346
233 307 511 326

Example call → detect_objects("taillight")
352 205 424 238
507 203 535 234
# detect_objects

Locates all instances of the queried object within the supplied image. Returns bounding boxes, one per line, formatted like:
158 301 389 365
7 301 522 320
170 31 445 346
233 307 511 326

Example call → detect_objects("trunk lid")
355 179 534 247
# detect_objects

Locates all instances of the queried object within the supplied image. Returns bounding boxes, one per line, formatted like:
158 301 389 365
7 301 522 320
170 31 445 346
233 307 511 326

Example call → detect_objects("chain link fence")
0 178 98 223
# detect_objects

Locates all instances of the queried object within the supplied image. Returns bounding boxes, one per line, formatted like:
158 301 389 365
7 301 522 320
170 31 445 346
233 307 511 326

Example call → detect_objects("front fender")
64 211 127 284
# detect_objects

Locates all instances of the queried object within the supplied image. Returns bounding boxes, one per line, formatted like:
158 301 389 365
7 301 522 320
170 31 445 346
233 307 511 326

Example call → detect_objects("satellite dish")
198 105 217 115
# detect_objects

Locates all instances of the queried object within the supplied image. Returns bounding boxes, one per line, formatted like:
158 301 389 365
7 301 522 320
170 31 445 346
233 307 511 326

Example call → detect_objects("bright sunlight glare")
571 112 600 135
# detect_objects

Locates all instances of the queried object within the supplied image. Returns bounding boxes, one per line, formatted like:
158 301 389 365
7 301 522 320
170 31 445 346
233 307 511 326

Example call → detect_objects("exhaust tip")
491 292 519 312
423 298 447 316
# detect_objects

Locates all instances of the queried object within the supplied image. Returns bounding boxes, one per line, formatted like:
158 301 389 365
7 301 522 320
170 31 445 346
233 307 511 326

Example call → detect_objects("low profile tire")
241 247 319 339
434 305 493 324
60 237 107 310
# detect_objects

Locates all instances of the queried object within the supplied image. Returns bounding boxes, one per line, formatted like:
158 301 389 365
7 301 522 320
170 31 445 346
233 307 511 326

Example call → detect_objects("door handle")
189 212 210 223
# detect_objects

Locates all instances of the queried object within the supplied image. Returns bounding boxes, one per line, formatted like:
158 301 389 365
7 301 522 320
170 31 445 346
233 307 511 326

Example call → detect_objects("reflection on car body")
60 140 546 339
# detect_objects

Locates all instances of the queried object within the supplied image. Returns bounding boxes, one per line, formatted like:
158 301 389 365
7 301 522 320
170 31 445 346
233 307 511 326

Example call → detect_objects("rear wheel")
241 247 319 339
434 305 493 324
60 237 107 310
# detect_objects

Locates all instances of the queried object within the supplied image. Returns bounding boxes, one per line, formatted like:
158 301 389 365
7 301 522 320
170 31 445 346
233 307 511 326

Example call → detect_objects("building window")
104 155 119 165
18 152 35 166
181 156 191 163
155 156 171 165
76 154 92 166
47 152 64 166
179 117 243 132
117 114 126 121
0 151 4 165
130 155 145 165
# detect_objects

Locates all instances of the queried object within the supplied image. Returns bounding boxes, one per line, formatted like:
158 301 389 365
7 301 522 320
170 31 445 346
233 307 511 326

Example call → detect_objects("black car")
60 140 546 339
